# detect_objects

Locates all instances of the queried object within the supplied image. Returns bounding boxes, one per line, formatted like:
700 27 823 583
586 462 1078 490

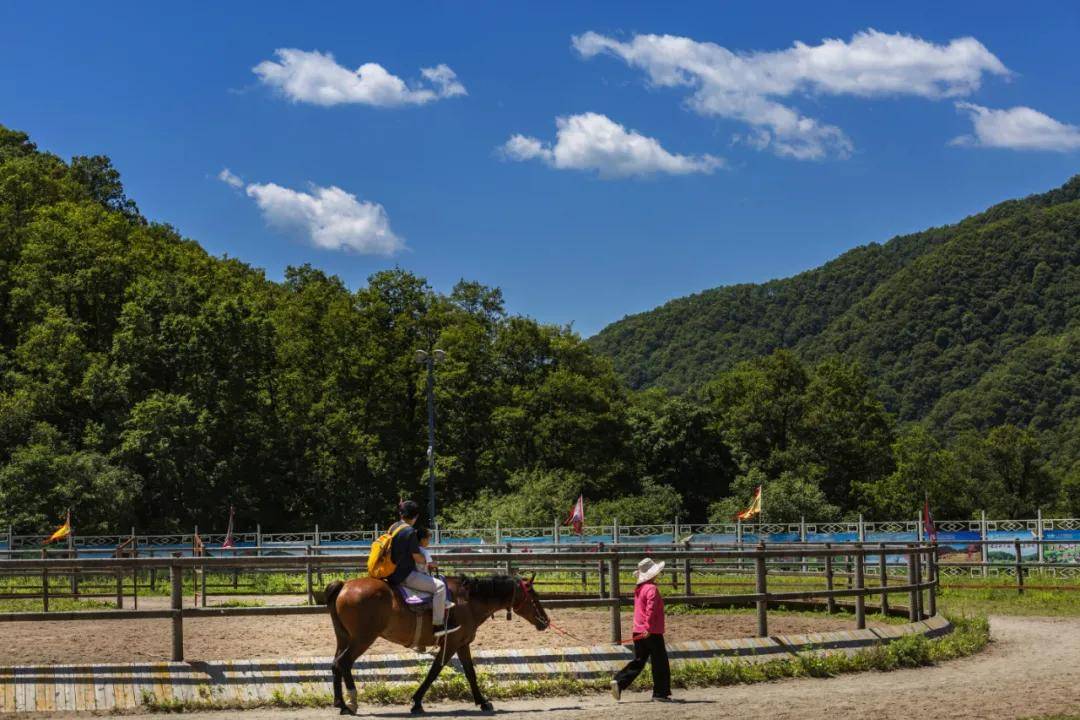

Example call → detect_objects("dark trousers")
614 634 670 697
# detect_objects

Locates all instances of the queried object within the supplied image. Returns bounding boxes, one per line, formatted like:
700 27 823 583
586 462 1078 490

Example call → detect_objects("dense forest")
0 125 1076 534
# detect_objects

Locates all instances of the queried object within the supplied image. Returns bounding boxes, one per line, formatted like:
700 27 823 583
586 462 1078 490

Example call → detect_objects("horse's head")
513 572 549 631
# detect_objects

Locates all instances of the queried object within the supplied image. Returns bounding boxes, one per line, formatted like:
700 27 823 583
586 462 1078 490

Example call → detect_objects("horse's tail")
325 579 345 607
325 580 349 645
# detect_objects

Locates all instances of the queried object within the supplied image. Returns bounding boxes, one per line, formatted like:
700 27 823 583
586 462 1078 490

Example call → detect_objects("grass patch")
0 597 114 612
936 584 1080 617
139 615 989 713
207 598 266 608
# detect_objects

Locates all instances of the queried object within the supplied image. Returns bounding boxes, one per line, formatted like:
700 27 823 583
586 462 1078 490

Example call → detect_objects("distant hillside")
591 177 1080 472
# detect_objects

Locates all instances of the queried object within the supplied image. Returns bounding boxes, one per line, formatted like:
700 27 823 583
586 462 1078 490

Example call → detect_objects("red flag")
565 495 584 536
221 506 236 549
923 498 937 543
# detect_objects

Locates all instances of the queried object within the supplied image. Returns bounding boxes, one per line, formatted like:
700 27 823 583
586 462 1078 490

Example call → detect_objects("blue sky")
3 1 1079 335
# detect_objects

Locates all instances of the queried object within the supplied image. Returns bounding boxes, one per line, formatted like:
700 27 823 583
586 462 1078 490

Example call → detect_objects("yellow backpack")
367 523 408 579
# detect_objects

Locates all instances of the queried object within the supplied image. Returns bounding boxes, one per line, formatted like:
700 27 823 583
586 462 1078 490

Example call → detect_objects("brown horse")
325 574 550 714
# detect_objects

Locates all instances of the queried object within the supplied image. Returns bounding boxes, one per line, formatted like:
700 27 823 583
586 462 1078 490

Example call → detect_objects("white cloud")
244 181 404 255
500 112 722 178
573 29 1010 160
218 168 244 189
253 49 466 107
952 103 1080 151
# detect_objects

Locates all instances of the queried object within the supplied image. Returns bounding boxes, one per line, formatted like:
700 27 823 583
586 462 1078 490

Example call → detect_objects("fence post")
305 544 314 605
854 543 865 629
878 543 889 616
613 519 620 545
1014 538 1024 595
824 543 836 614
495 521 501 546
598 542 607 598
42 554 50 613
914 547 924 619
170 564 184 661
200 558 207 608
609 555 622 644
800 516 807 574
68 532 78 598
193 525 200 607
132 544 139 610
858 514 865 542
755 541 768 637
683 539 693 596
928 543 938 617
907 546 918 622
256 523 262 558
115 570 124 609
1036 509 1044 567
980 510 988 578
315 525 323 587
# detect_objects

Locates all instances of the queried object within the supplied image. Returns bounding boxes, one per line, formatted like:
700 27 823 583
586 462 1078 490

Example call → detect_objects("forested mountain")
1 125 1076 532
591 176 1080 482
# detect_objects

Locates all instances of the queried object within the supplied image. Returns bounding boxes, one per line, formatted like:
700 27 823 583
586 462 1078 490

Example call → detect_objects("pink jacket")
632 581 665 636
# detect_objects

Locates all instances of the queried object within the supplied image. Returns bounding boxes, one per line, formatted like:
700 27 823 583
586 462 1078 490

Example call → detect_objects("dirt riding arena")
106 616 1080 720
0 595 882 665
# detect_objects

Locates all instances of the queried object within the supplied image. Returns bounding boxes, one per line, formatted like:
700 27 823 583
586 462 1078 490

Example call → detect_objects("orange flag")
45 510 72 544
734 486 762 521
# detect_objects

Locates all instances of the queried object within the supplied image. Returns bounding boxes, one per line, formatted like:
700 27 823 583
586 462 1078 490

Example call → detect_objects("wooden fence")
0 543 938 662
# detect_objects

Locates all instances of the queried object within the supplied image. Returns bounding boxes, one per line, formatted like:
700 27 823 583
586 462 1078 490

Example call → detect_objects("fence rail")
0 543 938 662
5 510 1079 554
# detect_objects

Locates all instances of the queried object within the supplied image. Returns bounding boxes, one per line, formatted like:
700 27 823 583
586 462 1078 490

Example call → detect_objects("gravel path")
101 615 1080 720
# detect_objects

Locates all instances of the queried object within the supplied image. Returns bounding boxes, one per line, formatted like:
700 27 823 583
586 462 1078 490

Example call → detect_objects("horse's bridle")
513 579 549 629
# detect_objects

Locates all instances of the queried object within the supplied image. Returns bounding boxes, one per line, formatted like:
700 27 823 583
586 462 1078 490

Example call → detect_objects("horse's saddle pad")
393 579 453 614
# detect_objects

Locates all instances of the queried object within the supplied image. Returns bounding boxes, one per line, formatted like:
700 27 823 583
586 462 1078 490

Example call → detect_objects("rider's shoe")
444 601 456 611
433 624 461 638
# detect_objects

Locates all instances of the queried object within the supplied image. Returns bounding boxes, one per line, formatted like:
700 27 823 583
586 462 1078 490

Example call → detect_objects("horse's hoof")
339 707 355 716
479 700 495 712
411 702 425 714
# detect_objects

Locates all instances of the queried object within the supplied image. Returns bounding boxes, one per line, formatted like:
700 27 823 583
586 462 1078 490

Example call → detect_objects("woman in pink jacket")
611 558 672 702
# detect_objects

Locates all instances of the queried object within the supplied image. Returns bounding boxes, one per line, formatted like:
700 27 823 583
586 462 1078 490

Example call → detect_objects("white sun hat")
634 557 665 585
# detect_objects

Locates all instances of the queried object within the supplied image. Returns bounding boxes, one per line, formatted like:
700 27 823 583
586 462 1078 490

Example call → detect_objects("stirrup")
433 624 461 638
444 601 456 611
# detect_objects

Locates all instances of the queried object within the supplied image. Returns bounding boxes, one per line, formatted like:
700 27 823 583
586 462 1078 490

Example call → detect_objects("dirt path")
104 616 1080 720
0 604 874 665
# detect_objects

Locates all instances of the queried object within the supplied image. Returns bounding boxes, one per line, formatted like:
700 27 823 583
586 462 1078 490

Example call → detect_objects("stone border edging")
0 615 952 713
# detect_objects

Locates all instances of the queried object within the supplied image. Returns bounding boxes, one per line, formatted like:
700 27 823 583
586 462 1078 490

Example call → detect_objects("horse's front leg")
457 645 492 712
410 655 446 714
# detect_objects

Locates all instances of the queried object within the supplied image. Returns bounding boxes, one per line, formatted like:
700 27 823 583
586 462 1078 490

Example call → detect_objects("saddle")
392 577 454 615
388 577 457 652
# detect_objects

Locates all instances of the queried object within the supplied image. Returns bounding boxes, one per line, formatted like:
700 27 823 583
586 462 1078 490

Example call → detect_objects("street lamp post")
415 348 446 523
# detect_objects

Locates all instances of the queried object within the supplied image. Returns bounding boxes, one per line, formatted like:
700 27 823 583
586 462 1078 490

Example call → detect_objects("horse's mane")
457 574 518 601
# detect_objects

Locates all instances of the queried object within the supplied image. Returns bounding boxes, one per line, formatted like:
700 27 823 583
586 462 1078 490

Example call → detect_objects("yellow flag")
45 511 72 544
734 486 762 521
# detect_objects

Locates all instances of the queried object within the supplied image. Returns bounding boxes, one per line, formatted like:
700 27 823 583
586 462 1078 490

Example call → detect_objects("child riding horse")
325 573 549 714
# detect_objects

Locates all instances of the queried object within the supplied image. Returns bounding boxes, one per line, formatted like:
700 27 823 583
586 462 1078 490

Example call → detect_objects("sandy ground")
0 596 875 665
93 616 1080 720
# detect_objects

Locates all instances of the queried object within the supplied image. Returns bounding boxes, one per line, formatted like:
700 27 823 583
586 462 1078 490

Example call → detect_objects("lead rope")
545 618 592 645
